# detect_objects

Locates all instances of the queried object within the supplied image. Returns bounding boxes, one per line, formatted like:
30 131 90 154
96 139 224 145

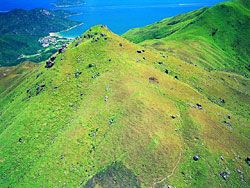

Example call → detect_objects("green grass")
0 1 249 187
123 0 250 77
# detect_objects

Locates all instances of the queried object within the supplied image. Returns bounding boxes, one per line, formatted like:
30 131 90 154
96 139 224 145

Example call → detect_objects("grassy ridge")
0 1 249 187
123 0 250 77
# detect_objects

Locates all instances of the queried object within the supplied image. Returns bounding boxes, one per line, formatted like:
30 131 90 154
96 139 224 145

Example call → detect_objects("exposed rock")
196 103 203 110
50 56 56 62
58 47 65 54
171 115 177 119
104 96 109 102
88 64 95 68
223 120 232 127
220 171 230 180
149 77 159 83
36 84 45 95
18 137 24 143
219 98 226 104
100 33 106 37
45 60 54 68
236 169 243 174
75 71 82 78
109 118 114 125
246 156 250 165
92 72 100 79
193 155 200 161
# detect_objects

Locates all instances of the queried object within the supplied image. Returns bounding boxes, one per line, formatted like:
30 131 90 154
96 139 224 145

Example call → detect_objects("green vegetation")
0 9 80 66
0 1 249 187
123 0 250 77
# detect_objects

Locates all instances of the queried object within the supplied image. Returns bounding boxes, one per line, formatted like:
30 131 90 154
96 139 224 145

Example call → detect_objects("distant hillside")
0 9 80 67
123 0 250 77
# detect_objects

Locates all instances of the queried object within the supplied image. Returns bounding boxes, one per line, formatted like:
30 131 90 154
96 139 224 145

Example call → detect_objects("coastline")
50 22 84 39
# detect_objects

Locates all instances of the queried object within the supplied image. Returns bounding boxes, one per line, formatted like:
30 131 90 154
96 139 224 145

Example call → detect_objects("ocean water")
0 0 226 37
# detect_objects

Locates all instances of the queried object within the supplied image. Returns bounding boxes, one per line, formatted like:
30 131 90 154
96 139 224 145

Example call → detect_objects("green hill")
0 9 80 67
123 0 250 77
0 1 249 188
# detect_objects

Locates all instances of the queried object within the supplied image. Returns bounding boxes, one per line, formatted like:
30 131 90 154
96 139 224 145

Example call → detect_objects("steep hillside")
0 9 80 66
0 23 249 188
0 62 38 94
123 0 250 77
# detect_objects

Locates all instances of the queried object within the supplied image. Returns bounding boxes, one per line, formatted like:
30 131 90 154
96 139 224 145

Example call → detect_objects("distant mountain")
0 1 249 188
0 9 81 66
55 0 85 7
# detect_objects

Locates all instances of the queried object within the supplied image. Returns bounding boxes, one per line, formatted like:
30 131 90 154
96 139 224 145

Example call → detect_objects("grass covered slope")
0 62 38 94
0 24 249 188
123 0 250 77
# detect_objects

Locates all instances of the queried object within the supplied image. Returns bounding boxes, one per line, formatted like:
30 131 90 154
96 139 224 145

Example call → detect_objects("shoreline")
50 22 84 39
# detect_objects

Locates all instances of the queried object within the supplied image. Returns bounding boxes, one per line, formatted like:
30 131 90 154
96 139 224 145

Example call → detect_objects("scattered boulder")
219 98 225 104
58 45 66 54
137 50 142 53
220 171 230 180
196 103 203 110
220 156 224 161
174 76 179 79
18 137 24 143
246 156 250 165
165 69 169 74
223 120 232 127
193 155 200 161
171 115 177 119
50 56 56 62
100 33 106 37
89 129 98 138
75 71 82 78
88 64 95 68
109 118 115 125
236 169 243 174
119 43 123 47
36 84 45 95
45 60 54 68
92 72 100 79
149 77 159 83
158 61 164 65
104 96 109 102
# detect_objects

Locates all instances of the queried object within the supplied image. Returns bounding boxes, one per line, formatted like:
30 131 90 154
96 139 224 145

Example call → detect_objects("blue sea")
0 0 226 37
